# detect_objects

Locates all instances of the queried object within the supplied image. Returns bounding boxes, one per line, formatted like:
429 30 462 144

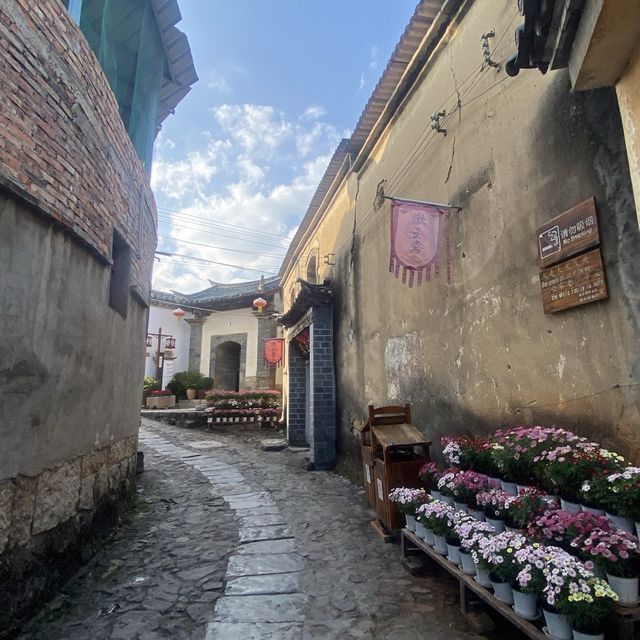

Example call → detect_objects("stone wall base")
0 436 138 637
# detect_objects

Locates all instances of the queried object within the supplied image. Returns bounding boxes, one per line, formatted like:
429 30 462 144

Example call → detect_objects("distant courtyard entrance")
215 341 241 391
209 333 247 391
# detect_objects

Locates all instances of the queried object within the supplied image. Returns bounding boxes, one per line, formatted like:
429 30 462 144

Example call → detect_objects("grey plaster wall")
331 0 640 481
0 196 147 480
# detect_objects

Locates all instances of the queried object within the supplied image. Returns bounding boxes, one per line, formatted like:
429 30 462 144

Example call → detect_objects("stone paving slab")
239 513 286 527
235 539 298 555
225 572 300 596
205 622 303 640
234 505 282 517
239 524 294 543
227 553 304 577
213 594 306 623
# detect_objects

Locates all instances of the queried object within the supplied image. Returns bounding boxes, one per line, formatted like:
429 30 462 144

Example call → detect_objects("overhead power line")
155 250 281 275
157 215 292 250
157 234 286 258
156 206 291 241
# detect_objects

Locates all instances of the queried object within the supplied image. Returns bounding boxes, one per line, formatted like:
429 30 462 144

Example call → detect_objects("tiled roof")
151 0 199 124
151 275 280 309
279 279 334 328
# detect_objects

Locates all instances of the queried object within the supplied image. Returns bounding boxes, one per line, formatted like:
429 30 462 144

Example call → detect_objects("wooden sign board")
539 248 608 314
537 197 599 268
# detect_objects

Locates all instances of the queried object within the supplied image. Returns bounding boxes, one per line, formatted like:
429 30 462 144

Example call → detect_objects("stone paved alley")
16 419 494 640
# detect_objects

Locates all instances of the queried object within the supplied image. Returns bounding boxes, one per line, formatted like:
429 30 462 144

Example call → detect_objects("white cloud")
205 62 246 95
210 104 293 155
356 44 381 93
150 104 341 292
206 67 232 94
300 105 327 121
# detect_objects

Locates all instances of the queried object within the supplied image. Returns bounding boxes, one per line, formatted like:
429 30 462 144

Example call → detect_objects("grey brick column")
185 317 206 372
309 304 336 470
287 341 307 446
254 313 277 388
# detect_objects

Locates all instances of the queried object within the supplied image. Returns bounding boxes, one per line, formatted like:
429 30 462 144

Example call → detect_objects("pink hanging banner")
389 199 451 287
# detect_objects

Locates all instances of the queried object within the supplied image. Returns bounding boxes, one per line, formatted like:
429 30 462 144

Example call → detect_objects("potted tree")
195 376 214 399
168 371 204 401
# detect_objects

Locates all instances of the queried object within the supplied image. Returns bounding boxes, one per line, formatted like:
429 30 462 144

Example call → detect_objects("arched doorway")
214 341 241 391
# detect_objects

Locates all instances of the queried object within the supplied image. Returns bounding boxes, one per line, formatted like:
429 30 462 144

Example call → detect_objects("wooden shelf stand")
401 529 639 640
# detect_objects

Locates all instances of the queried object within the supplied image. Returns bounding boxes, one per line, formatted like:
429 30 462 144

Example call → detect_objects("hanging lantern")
253 297 267 313
164 349 177 361
165 337 176 349
172 307 187 320
146 335 153 347
145 348 151 358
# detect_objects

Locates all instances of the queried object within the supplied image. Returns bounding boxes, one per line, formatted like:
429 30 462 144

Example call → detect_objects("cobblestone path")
18 418 489 639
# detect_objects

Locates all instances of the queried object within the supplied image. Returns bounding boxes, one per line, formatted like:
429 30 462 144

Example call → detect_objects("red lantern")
172 307 186 320
165 337 176 349
253 297 267 313
146 335 153 347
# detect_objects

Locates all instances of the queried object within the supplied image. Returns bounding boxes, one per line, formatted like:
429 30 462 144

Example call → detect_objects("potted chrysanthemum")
450 470 489 515
418 461 444 500
476 530 527 605
575 527 640 606
455 518 495 578
540 550 595 640
388 487 430 533
511 543 553 619
475 488 512 533
418 500 455 554
559 577 619 640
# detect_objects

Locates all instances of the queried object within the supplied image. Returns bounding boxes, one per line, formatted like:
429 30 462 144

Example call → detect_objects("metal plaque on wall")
537 197 599 268
539 248 608 314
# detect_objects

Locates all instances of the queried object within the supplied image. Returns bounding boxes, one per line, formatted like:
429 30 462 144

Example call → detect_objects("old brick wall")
0 0 156 299
0 0 160 630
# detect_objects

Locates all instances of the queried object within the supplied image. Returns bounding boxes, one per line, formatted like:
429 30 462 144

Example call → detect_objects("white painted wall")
145 305 191 385
200 308 259 378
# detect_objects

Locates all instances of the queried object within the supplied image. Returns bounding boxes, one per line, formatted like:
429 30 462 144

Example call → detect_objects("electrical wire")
157 214 290 246
157 215 291 250
157 234 286 258
155 253 280 275
320 47 519 264
156 206 290 241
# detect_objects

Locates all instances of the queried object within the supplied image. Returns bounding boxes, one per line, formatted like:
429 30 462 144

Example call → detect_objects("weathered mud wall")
283 0 640 483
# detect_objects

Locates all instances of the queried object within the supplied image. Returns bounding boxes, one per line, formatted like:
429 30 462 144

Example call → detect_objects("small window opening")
306 255 317 284
108 230 131 318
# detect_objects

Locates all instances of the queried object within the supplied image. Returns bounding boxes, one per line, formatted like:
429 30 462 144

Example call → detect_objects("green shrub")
195 376 214 390
143 376 160 392
167 371 205 399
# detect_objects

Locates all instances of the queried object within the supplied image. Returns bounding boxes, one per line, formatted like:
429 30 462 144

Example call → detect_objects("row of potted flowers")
205 408 279 423
390 489 637 640
431 427 640 537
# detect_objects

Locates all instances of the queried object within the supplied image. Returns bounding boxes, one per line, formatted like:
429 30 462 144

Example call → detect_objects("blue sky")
151 0 418 292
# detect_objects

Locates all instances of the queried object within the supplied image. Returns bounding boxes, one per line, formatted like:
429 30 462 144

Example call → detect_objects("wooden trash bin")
355 421 376 507
364 404 430 538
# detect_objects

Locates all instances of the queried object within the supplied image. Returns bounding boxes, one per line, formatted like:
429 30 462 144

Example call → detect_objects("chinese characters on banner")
263 338 284 367
389 200 451 287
